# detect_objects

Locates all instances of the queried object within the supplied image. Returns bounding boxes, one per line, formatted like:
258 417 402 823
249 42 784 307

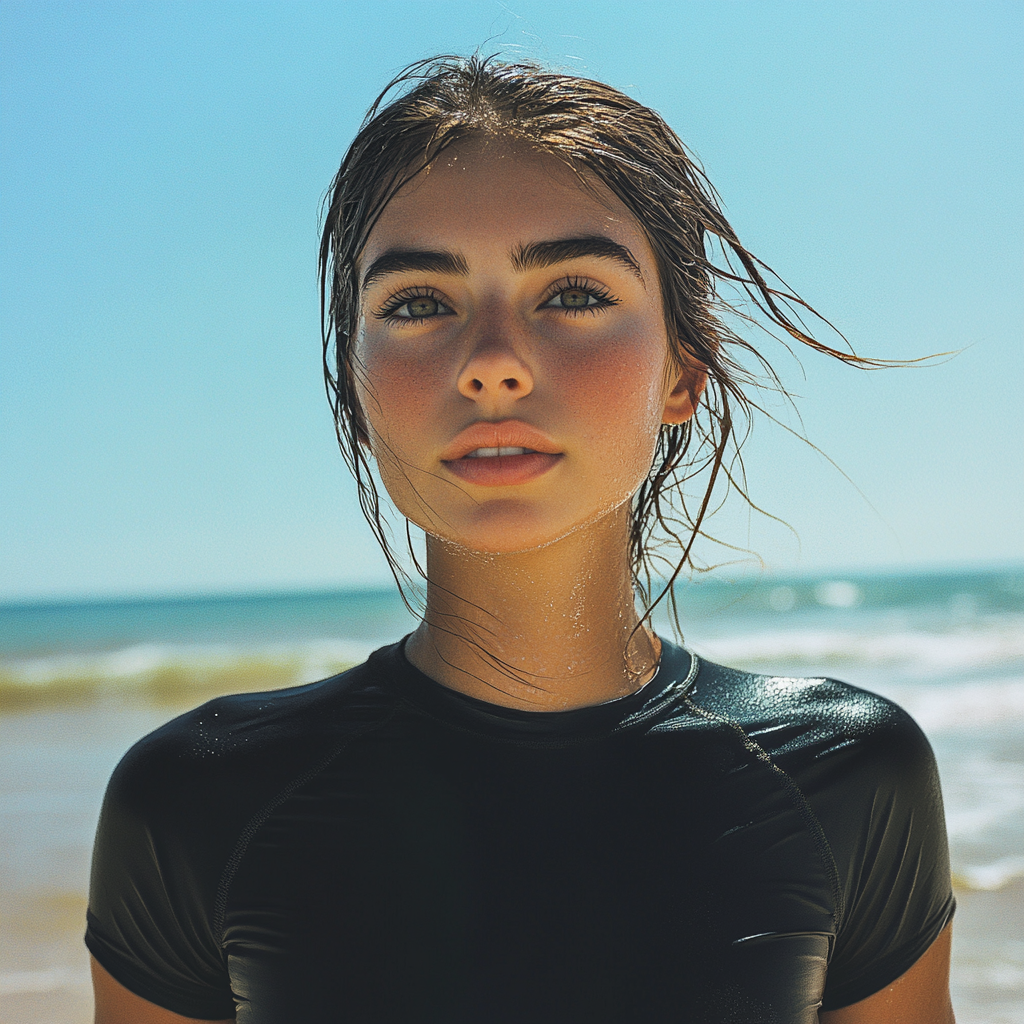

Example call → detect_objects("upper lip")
440 420 562 461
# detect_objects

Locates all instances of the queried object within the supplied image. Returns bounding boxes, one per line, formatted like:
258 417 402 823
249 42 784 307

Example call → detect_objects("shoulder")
94 648 402 885
106 650 398 823
686 657 932 780
684 657 954 1008
97 650 402 876
87 647 404 1016
685 658 946 867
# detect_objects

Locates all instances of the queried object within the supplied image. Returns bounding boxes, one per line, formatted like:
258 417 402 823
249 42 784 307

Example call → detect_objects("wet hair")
319 54 884 627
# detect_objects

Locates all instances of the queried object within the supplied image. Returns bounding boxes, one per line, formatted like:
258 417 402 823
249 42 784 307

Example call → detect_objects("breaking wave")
0 641 370 711
687 617 1024 677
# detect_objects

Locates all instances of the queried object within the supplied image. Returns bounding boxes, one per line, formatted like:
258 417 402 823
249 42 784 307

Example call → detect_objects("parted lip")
440 420 562 462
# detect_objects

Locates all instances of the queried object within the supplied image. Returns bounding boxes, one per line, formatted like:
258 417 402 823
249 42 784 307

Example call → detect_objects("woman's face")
353 139 696 554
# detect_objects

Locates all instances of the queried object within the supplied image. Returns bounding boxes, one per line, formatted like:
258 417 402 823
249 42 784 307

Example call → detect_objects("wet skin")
353 138 698 555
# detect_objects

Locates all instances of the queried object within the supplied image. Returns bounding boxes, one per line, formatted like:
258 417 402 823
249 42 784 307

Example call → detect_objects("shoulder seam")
681 690 847 935
210 705 400 940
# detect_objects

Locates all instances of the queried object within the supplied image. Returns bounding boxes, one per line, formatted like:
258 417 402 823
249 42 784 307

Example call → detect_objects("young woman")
87 56 956 1023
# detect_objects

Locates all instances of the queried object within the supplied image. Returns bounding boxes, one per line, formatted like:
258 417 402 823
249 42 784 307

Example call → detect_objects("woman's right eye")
376 292 453 322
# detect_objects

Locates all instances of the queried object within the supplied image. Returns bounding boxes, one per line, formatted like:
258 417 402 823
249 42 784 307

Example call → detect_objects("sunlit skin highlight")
353 139 701 710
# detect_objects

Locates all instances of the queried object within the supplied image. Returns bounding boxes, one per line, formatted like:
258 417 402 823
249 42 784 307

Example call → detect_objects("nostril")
460 372 527 396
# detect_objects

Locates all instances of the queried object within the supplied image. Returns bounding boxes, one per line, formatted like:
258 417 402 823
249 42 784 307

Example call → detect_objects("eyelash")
539 277 619 315
372 277 620 325
373 287 453 325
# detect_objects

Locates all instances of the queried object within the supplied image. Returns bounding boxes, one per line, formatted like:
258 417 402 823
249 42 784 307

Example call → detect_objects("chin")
419 497 635 557
426 523 569 557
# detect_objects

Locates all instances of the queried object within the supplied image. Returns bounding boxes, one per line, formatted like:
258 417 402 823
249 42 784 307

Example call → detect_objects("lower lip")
443 452 563 487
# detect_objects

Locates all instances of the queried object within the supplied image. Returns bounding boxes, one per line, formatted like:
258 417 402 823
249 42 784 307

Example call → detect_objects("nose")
456 324 534 406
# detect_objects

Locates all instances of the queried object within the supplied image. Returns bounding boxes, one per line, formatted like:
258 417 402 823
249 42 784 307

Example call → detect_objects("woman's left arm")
819 924 955 1024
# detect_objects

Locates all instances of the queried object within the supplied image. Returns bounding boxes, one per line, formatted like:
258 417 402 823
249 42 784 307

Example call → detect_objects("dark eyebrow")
361 248 469 291
510 236 644 282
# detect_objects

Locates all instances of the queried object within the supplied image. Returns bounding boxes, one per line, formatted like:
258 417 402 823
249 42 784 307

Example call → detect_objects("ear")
662 363 707 425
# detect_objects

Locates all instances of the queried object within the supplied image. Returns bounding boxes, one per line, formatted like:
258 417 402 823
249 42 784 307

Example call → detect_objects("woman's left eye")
541 281 618 314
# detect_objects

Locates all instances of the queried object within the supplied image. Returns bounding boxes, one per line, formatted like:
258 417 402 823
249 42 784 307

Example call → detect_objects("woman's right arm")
92 957 234 1024
88 702 247 1022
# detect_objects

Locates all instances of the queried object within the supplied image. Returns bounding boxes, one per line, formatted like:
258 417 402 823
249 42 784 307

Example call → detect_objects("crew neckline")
377 635 697 740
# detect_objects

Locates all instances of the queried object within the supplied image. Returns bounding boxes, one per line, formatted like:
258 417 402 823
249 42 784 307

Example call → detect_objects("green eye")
560 288 591 308
378 293 451 322
405 296 440 318
543 281 616 312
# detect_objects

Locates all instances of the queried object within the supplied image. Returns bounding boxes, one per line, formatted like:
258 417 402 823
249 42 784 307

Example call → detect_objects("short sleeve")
85 667 389 1019
85 720 238 1020
807 690 956 1010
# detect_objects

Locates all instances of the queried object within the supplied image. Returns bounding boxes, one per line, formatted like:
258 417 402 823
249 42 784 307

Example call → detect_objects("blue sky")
1 0 1021 601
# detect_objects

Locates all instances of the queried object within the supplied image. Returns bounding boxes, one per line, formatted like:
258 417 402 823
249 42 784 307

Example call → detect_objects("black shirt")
86 639 954 1023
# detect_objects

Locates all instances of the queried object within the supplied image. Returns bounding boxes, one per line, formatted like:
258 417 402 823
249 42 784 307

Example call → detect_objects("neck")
404 506 660 711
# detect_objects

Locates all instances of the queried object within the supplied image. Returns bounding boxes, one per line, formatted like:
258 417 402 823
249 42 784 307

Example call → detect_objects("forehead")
361 138 653 265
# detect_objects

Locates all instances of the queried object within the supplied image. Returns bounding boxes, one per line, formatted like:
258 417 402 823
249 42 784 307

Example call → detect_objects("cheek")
551 329 670 455
354 332 444 445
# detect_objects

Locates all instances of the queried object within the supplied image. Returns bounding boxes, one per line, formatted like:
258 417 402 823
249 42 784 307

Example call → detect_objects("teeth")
464 446 536 458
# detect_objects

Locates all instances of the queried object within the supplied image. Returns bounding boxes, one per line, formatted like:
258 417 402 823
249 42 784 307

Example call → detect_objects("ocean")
2 565 1022 1023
